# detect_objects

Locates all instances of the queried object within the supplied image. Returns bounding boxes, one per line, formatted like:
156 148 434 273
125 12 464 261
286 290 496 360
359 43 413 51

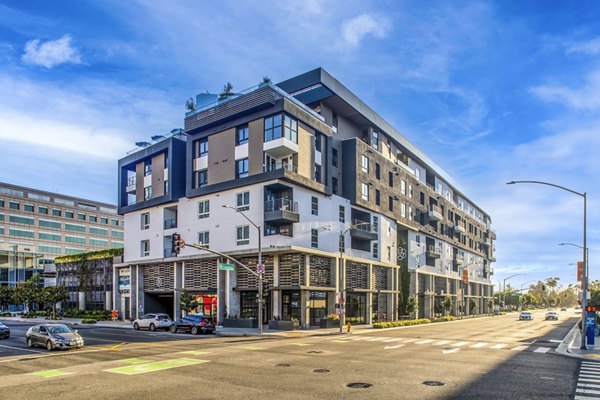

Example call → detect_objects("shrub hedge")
373 316 456 329
81 319 97 324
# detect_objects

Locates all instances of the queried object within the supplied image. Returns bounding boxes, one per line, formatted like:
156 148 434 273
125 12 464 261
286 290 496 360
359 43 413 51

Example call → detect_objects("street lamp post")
222 205 263 334
558 243 589 286
507 180 587 349
503 273 526 309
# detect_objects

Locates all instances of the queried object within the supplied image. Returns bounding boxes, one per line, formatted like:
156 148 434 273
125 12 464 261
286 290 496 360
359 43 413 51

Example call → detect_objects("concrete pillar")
423 274 433 319
271 255 280 320
300 290 309 329
136 265 145 319
105 291 112 311
366 291 373 325
174 261 182 319
112 265 119 314
78 292 85 311
367 263 373 324
130 265 138 320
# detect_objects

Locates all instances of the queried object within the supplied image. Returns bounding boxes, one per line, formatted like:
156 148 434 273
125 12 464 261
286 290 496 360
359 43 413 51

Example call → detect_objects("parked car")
0 321 10 339
133 313 172 331
519 311 533 321
170 315 216 335
25 324 84 351
545 311 559 320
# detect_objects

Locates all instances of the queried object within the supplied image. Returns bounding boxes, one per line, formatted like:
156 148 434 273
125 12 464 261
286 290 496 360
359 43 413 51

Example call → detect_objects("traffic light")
172 233 184 255
261 281 270 298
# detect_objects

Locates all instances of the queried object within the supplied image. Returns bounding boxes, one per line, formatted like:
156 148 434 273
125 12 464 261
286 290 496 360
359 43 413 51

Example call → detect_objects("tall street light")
503 273 526 308
222 204 264 334
507 180 587 349
520 280 536 293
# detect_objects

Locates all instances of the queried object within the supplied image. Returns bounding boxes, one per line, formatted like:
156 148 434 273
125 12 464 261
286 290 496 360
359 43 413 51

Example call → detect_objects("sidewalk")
0 316 133 329
566 325 600 360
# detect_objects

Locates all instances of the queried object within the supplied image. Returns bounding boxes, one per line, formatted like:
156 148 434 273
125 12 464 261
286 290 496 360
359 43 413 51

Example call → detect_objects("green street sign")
219 263 235 271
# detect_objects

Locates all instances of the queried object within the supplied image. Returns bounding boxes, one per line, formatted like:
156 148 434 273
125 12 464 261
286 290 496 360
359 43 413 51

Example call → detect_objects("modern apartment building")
116 68 495 326
0 182 124 287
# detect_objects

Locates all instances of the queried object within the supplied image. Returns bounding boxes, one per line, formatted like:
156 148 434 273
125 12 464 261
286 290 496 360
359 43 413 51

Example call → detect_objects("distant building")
0 182 124 287
116 68 495 326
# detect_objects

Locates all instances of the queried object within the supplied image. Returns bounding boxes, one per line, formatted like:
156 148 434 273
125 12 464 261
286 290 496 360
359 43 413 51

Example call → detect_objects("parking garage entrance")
143 292 174 319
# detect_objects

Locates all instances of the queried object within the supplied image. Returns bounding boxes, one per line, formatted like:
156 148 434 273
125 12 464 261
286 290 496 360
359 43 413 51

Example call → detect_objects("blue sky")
0 0 599 291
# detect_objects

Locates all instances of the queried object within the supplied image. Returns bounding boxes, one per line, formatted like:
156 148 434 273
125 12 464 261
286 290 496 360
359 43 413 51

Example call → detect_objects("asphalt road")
0 309 587 399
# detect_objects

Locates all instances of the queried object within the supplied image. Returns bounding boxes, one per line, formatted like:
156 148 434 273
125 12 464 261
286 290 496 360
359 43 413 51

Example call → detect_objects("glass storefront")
193 293 217 318
346 292 366 324
281 290 300 321
309 291 327 326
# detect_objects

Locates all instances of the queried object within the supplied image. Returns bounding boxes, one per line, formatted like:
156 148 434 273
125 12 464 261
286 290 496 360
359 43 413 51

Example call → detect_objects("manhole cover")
346 383 372 389
276 364 291 367
307 350 324 354
314 368 330 373
423 381 446 387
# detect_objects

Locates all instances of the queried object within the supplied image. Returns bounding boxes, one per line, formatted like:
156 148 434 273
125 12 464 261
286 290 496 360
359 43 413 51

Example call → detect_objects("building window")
141 213 150 230
194 169 208 188
361 183 369 201
52 209 61 217
0 199 3 207
361 155 369 173
164 153 169 168
265 223 292 237
264 114 283 142
332 148 338 167
198 200 209 219
164 180 169 195
236 191 250 211
283 115 298 143
339 235 345 253
375 163 380 180
409 184 413 199
141 240 150 257
100 217 108 224
89 215 97 222
65 211 74 219
236 125 249 146
401 180 407 195
38 206 48 215
311 229 318 248
236 158 249 179
314 164 321 183
420 192 425 205
198 231 209 246
236 225 250 246
199 138 208 157
388 172 394 187
339 206 345 223
332 112 338 131
387 246 391 262
388 196 394 212
332 177 338 194
144 160 152 176
375 189 380 206
311 197 318 216
315 134 322 152
144 186 152 200
24 204 34 212
9 201 19 210
373 216 379 232
401 203 406 218
77 213 86 221
90 227 108 236
373 243 379 258
372 131 379 150
409 206 413 221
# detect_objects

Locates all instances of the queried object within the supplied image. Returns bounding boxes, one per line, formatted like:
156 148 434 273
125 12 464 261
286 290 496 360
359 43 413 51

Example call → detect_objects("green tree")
45 286 69 318
469 299 478 314
0 286 14 311
218 82 234 100
185 97 196 112
442 297 454 316
406 296 417 318
179 289 198 317
13 273 43 311
260 76 271 85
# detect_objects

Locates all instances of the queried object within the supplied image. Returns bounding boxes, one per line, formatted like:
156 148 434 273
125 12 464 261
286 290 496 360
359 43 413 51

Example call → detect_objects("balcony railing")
164 249 176 258
352 219 373 232
263 162 298 174
426 245 441 258
127 176 136 186
428 204 443 221
164 219 177 229
265 198 298 213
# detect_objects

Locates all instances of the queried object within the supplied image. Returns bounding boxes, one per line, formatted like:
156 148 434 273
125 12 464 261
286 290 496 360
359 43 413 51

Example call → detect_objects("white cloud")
530 68 600 111
22 34 81 68
566 37 600 55
341 14 390 49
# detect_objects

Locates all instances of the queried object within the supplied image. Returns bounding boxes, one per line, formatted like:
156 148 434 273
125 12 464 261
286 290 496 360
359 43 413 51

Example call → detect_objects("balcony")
263 137 298 158
349 220 378 241
264 198 299 225
264 161 298 174
126 176 136 193
454 224 466 234
428 205 443 221
453 254 464 265
489 229 496 240
426 245 441 258
164 249 177 258
164 218 177 229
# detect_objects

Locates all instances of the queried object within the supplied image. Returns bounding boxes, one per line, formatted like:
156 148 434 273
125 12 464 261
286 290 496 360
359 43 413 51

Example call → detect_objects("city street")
0 310 587 399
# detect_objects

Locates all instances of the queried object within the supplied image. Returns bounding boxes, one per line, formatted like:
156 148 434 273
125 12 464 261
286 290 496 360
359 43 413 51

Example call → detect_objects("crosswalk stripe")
579 378 600 383
490 344 507 349
575 396 600 400
580 374 600 379
415 339 434 344
451 342 468 347
581 366 600 370
432 340 452 346
579 383 600 389
511 345 528 351
365 337 388 342
576 388 600 395
382 338 403 343
533 347 550 353
582 362 600 366
580 369 600 375
470 342 488 348
402 338 418 343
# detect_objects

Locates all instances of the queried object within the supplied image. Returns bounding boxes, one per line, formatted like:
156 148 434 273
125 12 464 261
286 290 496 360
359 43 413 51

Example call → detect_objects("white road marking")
490 344 507 349
580 374 600 379
470 342 488 348
382 338 403 343
576 388 600 396
511 345 528 351
579 383 600 389
443 348 460 354
539 377 554 380
451 341 468 347
402 338 418 343
575 396 600 400
415 339 434 345
432 340 451 346
365 337 388 342
581 365 600 370
384 344 405 350
0 344 44 353
579 378 600 383
533 347 550 353
580 369 600 375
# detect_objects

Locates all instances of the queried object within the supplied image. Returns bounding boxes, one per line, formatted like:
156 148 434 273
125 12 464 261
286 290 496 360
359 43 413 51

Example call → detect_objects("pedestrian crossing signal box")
586 306 597 347
587 305 597 313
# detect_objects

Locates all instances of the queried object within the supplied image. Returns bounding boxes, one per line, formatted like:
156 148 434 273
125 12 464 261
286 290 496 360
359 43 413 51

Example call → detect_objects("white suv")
133 313 172 331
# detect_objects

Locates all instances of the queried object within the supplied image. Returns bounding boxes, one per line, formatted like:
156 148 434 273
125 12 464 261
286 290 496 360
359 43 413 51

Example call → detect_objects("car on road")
133 313 172 331
170 315 216 335
545 311 559 320
519 311 533 321
560 307 567 311
25 324 84 351
0 321 10 339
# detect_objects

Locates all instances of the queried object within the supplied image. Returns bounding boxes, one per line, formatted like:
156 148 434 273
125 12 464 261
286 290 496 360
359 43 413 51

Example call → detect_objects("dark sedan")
25 324 84 351
0 321 9 339
169 315 216 335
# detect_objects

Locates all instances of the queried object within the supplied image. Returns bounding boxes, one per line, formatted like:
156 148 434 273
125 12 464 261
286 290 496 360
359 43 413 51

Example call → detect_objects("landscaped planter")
268 320 298 331
319 318 339 329
222 318 258 328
